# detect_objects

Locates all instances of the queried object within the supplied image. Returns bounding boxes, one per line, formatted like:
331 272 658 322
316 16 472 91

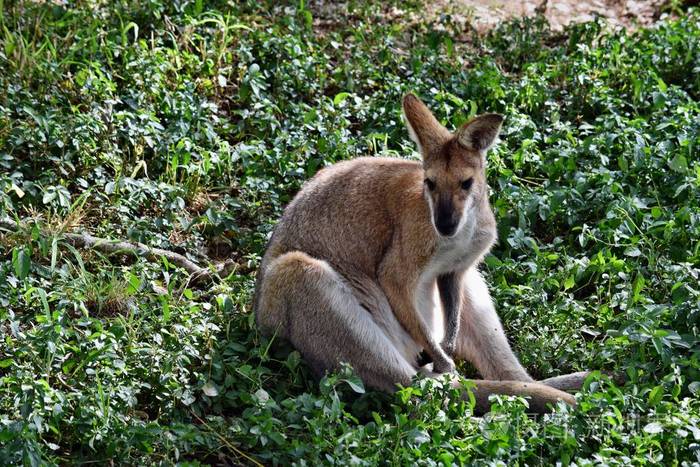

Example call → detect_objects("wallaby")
253 94 589 414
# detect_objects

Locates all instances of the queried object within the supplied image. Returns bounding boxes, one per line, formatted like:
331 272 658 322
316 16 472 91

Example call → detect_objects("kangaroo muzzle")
435 196 459 237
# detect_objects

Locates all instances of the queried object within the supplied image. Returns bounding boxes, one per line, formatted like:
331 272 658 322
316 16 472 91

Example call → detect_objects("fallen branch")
0 218 237 286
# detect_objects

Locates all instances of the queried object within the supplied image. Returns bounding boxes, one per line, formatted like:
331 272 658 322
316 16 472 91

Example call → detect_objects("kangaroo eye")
424 178 436 191
461 178 473 191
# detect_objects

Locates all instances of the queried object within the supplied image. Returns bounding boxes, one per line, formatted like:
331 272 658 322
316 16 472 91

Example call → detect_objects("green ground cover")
1 0 699 464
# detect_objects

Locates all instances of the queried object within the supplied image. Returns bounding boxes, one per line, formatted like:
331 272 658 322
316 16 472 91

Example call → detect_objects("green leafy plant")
1 0 699 464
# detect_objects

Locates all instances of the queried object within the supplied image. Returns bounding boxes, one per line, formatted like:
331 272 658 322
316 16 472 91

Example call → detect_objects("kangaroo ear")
402 93 450 156
456 113 504 152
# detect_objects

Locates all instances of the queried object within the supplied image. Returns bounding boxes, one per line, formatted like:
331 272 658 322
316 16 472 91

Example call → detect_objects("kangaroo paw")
432 355 456 374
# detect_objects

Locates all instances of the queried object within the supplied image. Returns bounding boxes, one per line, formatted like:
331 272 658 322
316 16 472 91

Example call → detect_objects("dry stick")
189 410 264 467
0 218 236 286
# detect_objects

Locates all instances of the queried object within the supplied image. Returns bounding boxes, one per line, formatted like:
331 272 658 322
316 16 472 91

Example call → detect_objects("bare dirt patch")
435 0 666 32
309 0 669 35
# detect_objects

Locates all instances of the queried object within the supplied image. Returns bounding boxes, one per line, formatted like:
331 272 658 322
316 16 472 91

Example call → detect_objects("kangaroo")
253 94 588 414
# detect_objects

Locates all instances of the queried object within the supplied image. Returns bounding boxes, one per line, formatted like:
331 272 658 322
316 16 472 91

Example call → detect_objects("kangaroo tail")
456 379 576 415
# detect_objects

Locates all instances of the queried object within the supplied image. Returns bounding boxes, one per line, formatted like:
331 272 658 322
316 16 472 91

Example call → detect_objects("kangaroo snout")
435 199 459 236
435 215 458 236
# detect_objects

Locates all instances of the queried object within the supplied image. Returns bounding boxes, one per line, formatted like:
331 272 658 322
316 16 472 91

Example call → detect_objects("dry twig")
0 217 236 287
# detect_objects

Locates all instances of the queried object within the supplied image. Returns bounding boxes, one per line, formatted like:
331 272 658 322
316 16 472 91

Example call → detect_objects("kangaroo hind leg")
453 267 590 399
254 251 417 392
453 267 532 381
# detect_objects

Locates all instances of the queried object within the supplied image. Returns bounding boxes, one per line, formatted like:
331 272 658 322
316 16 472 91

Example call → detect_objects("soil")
309 0 671 35
434 0 668 32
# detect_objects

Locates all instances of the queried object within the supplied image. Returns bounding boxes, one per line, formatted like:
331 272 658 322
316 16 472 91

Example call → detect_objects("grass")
1 0 699 464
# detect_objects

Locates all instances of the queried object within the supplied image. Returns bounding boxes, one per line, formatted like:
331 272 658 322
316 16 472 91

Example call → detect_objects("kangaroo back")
259 157 430 279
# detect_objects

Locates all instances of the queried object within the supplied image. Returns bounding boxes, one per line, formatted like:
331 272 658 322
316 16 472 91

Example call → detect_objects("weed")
1 0 699 464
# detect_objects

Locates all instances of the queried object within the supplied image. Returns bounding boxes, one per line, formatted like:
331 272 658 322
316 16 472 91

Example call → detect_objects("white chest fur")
413 215 495 344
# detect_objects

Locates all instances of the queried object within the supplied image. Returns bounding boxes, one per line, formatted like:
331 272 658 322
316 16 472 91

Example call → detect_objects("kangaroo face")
423 142 481 237
402 93 503 238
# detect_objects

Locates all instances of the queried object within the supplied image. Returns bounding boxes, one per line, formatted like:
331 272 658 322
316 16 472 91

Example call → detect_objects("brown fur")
253 94 588 414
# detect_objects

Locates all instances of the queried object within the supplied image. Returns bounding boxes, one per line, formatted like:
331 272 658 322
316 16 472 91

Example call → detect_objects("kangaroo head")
402 93 503 238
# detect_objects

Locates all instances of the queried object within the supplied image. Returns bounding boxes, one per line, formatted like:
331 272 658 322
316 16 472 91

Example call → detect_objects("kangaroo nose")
436 218 457 236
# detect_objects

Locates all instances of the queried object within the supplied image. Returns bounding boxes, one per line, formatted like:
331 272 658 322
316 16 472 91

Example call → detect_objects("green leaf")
42 190 57 204
617 155 628 172
624 247 642 257
668 153 687 172
333 92 350 106
253 388 269 403
36 288 50 315
13 248 30 280
643 422 664 434
50 237 58 272
563 275 575 290
647 385 663 406
688 381 700 395
127 273 141 294
342 375 365 394
202 381 219 397
162 301 170 322
632 274 646 300
10 183 24 198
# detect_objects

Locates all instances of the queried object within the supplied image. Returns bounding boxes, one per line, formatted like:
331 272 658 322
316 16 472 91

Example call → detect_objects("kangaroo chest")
413 221 494 344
